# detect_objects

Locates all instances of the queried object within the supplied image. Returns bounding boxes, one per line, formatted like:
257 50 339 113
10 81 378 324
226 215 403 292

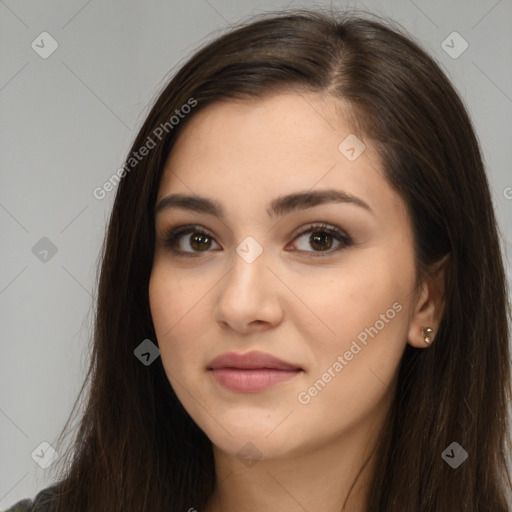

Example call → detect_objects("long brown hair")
44 7 511 511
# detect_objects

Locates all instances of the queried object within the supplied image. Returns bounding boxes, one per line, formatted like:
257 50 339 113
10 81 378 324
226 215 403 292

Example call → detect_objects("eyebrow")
154 189 373 219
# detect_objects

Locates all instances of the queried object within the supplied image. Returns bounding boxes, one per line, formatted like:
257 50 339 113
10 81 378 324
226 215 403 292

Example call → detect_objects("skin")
149 91 446 512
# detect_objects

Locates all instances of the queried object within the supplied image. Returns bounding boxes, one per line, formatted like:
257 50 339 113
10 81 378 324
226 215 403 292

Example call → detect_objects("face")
149 91 419 460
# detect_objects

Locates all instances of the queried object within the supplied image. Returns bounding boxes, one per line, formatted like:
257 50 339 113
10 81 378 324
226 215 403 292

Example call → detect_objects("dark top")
5 485 511 512
3 485 59 512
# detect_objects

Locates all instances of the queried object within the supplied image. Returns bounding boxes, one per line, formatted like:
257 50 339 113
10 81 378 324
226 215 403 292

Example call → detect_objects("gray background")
1 0 511 507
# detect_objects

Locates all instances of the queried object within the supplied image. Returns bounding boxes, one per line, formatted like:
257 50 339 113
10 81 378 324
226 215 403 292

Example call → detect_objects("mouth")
207 350 304 393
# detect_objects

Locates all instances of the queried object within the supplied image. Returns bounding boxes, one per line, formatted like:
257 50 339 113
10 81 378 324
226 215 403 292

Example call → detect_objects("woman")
6 6 511 512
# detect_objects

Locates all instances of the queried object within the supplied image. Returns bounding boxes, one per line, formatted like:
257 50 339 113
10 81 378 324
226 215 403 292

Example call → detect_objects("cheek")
294 287 409 438
298 260 405 345
148 263 213 379
149 261 203 333
296 252 414 403
149 267 221 435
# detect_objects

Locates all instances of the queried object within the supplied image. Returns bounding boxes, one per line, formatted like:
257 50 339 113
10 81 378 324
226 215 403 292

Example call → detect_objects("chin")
194 410 304 461
209 430 300 462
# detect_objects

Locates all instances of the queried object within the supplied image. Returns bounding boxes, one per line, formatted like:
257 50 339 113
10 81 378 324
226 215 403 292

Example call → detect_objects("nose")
213 247 284 334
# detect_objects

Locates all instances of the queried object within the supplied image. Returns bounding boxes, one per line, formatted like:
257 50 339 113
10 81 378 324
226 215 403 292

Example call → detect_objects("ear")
407 254 450 348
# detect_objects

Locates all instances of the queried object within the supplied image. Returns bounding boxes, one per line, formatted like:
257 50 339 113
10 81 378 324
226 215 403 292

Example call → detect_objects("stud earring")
422 327 434 344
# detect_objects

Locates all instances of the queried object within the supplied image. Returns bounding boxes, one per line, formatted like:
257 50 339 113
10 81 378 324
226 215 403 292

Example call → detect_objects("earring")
422 327 434 344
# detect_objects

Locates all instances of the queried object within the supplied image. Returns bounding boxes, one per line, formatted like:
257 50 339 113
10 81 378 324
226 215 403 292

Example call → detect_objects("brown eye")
188 232 213 251
163 225 220 255
309 231 334 251
162 222 352 258
289 223 352 257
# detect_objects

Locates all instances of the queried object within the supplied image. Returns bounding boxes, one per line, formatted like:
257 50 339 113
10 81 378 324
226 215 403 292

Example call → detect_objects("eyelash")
161 222 353 258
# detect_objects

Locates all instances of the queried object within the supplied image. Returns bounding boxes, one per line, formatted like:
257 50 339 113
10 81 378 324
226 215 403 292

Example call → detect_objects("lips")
207 351 303 393
207 350 302 371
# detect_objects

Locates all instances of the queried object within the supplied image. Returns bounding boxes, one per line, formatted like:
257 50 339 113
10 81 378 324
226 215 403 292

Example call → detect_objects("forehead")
157 91 398 222
164 91 362 177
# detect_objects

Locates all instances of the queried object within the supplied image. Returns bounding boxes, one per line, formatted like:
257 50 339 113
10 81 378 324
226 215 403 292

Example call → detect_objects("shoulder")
3 484 60 512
